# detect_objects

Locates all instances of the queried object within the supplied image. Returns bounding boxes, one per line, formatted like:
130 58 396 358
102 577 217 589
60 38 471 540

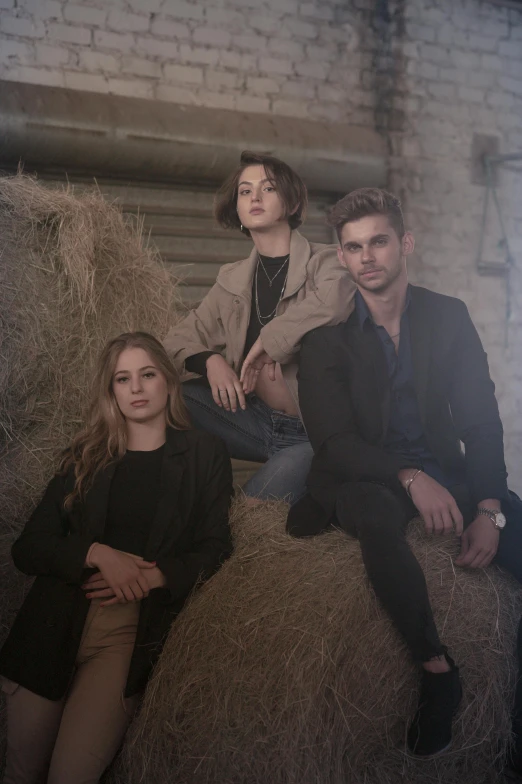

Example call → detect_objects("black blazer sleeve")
446 300 508 504
11 472 94 584
299 327 410 484
156 438 233 601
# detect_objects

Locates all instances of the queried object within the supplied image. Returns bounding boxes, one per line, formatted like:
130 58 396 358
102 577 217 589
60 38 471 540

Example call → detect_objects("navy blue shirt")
355 288 449 487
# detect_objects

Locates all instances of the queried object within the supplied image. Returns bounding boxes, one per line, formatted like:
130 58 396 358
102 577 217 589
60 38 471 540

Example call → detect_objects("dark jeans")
289 480 522 664
182 379 313 504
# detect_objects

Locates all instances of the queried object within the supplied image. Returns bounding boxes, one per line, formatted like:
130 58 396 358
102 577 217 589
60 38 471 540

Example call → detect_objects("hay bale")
114 500 522 784
0 173 181 539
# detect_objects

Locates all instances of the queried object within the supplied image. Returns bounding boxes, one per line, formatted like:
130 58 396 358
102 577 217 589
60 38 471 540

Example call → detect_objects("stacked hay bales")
114 500 522 784
0 173 181 640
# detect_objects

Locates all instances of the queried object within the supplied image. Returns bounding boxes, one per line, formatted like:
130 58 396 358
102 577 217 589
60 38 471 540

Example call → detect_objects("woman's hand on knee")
85 545 156 605
206 354 246 412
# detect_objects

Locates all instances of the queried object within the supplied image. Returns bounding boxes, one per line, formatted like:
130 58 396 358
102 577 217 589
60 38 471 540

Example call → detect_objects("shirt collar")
355 285 412 331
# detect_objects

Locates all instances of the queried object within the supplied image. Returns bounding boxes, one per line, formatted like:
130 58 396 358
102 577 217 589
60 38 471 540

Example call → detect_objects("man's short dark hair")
214 150 308 236
327 187 405 241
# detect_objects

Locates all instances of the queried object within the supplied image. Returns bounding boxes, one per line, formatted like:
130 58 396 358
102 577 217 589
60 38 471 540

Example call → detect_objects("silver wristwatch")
476 506 507 530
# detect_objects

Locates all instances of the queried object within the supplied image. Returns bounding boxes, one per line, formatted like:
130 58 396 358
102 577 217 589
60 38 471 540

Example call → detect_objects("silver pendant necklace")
257 253 289 287
254 260 289 325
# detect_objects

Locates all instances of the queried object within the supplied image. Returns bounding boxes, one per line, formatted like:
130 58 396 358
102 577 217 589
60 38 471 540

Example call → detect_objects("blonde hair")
61 331 190 509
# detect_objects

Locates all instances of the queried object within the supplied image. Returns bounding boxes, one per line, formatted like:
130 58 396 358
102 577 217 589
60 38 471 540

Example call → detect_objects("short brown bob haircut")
327 187 405 242
214 150 308 237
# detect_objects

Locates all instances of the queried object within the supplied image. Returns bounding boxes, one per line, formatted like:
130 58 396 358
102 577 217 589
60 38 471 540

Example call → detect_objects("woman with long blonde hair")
0 331 233 784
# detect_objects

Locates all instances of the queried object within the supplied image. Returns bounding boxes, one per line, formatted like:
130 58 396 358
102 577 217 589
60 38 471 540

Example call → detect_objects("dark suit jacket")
0 428 233 700
293 285 509 530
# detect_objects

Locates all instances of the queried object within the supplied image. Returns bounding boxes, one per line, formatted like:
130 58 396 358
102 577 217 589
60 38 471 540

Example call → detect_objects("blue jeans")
182 380 313 504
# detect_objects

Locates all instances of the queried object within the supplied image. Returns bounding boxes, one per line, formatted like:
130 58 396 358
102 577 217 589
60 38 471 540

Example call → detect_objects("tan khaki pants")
2 600 141 784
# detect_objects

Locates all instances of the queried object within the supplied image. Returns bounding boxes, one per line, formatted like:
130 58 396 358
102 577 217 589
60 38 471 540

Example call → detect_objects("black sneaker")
407 652 462 757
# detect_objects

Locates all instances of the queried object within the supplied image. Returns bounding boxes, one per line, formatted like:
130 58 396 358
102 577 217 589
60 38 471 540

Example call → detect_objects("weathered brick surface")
389 0 522 490
163 62 203 84
0 0 376 125
48 22 91 45
63 5 107 27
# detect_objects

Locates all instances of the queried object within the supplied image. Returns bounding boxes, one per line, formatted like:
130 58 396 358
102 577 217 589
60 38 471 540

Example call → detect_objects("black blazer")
295 285 509 528
0 428 233 700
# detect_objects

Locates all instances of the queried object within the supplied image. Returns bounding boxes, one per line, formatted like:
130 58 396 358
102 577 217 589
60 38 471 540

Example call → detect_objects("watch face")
495 512 507 529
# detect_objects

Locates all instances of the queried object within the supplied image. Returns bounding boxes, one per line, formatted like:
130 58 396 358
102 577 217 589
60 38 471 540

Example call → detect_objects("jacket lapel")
282 231 311 299
82 461 117 540
347 314 391 440
142 429 188 561
365 327 391 439
217 244 257 300
408 286 432 426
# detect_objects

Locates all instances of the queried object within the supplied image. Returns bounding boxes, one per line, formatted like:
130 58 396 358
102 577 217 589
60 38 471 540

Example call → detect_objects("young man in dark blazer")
287 187 522 766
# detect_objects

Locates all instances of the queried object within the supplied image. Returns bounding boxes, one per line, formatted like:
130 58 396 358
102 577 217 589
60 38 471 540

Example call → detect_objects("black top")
185 253 289 376
102 444 165 556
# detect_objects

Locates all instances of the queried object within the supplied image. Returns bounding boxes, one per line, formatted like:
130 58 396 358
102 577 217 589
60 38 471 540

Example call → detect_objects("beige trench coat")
164 230 355 413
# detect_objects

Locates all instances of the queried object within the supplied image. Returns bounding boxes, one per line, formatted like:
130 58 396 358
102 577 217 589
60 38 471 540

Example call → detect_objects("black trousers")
288 481 522 664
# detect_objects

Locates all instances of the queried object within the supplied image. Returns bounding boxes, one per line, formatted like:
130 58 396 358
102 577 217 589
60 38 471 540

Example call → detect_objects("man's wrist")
476 500 506 530
398 468 421 488
476 499 501 513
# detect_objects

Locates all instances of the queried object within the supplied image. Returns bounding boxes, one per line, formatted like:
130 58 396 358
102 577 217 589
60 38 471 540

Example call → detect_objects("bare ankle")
423 654 451 674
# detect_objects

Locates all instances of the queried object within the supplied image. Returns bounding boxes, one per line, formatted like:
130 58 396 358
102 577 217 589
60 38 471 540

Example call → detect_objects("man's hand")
399 469 463 535
85 544 157 605
240 337 277 394
206 354 246 413
455 515 500 569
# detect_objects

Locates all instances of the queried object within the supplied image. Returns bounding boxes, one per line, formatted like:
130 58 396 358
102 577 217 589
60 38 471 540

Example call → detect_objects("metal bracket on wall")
475 148 522 346
476 151 521 277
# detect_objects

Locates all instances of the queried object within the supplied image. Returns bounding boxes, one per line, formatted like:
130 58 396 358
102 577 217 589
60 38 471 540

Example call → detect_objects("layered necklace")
254 253 289 325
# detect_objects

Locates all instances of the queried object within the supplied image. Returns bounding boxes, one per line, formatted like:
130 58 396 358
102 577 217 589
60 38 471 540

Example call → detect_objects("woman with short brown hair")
164 151 355 505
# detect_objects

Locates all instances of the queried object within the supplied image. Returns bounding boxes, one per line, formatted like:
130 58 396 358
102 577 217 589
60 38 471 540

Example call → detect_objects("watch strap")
477 506 505 529
477 506 501 520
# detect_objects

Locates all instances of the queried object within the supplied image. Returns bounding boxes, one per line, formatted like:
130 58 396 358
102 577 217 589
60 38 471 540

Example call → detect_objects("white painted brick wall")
0 0 370 124
389 0 522 491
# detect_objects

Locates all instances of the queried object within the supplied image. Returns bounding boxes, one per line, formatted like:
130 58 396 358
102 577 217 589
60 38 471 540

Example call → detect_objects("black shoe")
407 652 462 758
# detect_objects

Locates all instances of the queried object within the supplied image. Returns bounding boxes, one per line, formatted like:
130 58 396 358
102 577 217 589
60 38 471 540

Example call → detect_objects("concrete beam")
0 80 387 193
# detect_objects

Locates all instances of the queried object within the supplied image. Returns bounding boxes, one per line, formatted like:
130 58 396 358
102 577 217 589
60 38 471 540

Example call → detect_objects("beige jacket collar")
216 231 310 300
